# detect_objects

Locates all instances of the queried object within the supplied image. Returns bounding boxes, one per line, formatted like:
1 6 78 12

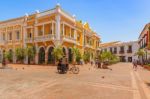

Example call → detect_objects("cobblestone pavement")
0 63 149 99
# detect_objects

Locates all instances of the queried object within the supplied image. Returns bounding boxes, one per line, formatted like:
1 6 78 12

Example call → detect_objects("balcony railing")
127 50 132 53
113 51 117 54
0 40 7 45
34 34 55 42
84 43 93 49
61 36 76 44
7 40 13 44
119 50 124 54
25 34 55 43
25 38 33 43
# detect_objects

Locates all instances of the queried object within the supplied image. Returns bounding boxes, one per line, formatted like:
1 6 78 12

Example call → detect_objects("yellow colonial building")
0 4 100 64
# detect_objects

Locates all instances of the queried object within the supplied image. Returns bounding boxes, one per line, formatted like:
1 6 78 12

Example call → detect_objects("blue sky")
0 0 150 42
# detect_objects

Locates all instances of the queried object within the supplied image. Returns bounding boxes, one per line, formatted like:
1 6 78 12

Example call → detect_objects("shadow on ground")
145 82 150 87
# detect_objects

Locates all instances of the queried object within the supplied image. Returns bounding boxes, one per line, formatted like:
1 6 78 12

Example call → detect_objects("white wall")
100 41 139 62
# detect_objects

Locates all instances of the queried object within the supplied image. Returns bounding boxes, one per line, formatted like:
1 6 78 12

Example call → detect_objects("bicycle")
57 64 80 74
69 64 80 74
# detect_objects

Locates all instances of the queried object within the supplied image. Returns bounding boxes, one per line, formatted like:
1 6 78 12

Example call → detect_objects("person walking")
91 60 93 66
133 59 138 71
95 59 98 68
2 58 6 68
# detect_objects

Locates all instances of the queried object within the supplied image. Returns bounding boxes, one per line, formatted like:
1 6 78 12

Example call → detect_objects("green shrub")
83 52 90 63
52 46 63 61
72 47 82 64
98 51 119 65
147 64 150 66
15 48 25 63
5 51 13 62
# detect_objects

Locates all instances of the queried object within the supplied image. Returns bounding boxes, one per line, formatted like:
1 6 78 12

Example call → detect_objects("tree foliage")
136 49 145 57
15 48 25 63
52 46 64 61
83 51 90 63
98 51 119 64
25 46 36 60
25 46 36 64
5 50 13 62
72 47 82 64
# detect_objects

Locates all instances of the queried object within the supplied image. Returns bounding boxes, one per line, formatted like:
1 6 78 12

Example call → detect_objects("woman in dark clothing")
2 58 6 67
98 61 101 68
57 59 62 73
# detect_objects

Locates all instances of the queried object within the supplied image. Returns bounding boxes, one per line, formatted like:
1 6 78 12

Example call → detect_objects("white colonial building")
100 41 139 62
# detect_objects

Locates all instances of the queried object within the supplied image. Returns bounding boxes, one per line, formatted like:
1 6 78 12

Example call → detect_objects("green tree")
25 46 36 64
15 48 25 63
99 51 112 62
98 51 119 64
72 47 82 64
5 50 13 62
136 49 145 63
52 46 64 63
136 49 145 57
83 51 90 63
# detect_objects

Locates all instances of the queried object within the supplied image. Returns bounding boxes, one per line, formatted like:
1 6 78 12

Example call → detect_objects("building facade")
138 23 150 61
100 41 139 62
0 4 100 64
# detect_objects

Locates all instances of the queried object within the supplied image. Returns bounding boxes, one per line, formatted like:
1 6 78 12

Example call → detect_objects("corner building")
0 5 100 64
100 41 139 62
138 23 150 61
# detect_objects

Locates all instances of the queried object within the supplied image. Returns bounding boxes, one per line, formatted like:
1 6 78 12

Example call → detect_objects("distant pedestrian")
2 58 6 68
91 60 93 66
98 61 101 68
95 59 98 68
133 59 137 71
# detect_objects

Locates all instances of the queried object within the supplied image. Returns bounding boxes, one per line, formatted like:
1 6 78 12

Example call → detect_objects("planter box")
144 65 150 71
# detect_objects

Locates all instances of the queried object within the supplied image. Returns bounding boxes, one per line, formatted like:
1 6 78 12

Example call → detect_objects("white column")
23 26 28 64
63 23 65 36
55 15 61 40
31 28 33 39
74 29 77 40
70 27 71 38
43 25 44 36
35 26 38 37
83 31 85 46
0 32 2 42
23 27 27 47
1 51 3 62
35 43 38 64
52 22 54 35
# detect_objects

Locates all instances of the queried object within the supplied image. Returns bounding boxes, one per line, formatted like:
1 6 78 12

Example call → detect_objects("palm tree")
52 46 64 64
